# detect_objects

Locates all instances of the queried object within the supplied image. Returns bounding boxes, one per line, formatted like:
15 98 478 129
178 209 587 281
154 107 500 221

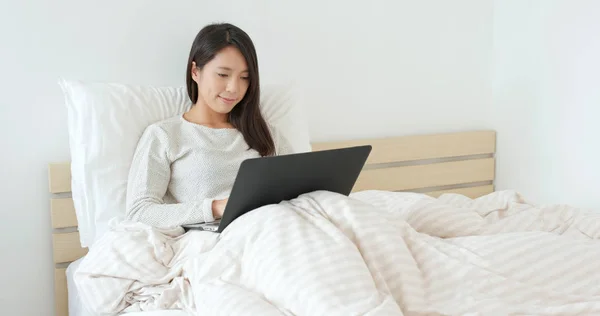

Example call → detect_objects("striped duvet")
74 190 600 315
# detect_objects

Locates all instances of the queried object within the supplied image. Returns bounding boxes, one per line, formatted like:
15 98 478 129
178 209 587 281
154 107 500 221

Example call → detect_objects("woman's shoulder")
150 115 184 130
132 116 185 157
141 115 186 138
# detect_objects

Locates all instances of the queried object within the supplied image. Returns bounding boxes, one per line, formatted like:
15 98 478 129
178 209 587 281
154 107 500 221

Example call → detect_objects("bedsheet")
67 257 191 316
74 190 600 315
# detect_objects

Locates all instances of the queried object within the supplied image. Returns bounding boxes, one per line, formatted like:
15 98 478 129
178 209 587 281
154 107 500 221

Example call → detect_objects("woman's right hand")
212 198 228 219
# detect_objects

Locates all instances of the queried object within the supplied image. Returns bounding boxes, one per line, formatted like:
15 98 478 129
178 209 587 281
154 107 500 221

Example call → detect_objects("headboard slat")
48 163 72 193
52 232 88 264
312 130 495 165
54 268 68 316
353 158 495 192
51 198 78 229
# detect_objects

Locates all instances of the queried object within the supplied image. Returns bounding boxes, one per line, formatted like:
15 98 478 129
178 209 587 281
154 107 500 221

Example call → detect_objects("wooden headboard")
48 129 496 316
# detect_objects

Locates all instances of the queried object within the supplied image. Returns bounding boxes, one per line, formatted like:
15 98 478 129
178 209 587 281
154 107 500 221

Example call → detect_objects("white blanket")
74 190 600 315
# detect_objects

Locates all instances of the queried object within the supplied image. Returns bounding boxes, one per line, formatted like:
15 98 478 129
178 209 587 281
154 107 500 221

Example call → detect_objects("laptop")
182 145 372 233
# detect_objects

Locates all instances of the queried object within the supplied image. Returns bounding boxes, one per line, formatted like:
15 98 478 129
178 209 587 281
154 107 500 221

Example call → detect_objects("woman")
125 23 293 228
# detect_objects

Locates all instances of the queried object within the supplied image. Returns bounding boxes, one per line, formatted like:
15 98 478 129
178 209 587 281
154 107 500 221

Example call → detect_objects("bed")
49 130 497 316
50 80 600 316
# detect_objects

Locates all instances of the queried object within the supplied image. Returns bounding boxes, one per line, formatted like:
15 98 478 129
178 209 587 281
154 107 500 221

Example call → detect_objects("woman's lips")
219 96 236 104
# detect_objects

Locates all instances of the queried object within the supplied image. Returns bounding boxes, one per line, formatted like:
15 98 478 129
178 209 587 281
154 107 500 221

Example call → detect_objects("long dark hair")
186 23 275 156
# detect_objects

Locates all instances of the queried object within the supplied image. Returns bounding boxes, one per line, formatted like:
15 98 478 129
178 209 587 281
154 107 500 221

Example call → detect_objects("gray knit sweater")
125 115 293 228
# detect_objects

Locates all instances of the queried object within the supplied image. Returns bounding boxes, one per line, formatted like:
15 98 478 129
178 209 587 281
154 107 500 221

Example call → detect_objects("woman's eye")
218 73 228 78
241 77 249 80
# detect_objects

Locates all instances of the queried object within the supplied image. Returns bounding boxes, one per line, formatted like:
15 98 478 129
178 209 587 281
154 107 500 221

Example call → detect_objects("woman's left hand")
212 198 228 219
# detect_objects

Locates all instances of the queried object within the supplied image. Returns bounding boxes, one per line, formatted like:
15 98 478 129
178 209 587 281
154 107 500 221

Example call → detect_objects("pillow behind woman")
59 78 310 248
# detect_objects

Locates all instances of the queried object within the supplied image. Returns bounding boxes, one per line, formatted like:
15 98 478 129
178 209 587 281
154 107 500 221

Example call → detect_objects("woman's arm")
125 125 220 228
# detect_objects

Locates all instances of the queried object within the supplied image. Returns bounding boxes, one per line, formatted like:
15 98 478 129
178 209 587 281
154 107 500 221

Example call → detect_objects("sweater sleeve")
125 125 216 228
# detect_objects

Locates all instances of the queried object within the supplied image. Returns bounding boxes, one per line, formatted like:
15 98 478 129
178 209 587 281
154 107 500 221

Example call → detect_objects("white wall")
492 0 600 209
0 1 493 315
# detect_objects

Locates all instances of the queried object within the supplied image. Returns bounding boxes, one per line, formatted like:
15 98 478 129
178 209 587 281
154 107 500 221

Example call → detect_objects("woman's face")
191 46 250 115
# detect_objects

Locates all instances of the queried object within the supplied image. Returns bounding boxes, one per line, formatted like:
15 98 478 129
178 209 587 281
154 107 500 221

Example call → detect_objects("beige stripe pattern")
74 190 600 315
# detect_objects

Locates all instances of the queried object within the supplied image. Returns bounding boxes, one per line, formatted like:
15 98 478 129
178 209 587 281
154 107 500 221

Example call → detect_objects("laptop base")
183 220 220 232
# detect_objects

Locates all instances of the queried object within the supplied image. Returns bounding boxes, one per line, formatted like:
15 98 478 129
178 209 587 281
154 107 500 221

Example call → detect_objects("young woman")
125 23 293 228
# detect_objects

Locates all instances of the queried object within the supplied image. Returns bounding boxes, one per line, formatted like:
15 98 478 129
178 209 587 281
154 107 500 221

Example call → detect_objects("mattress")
66 257 191 316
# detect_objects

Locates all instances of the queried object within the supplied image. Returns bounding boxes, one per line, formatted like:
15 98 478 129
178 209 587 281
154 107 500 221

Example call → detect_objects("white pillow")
59 79 311 248
259 83 311 154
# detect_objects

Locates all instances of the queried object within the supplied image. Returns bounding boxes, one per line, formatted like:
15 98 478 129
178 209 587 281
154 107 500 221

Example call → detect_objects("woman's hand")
212 198 228 219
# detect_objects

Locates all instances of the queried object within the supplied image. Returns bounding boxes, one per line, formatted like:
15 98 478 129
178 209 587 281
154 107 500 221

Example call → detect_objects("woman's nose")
226 79 239 93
